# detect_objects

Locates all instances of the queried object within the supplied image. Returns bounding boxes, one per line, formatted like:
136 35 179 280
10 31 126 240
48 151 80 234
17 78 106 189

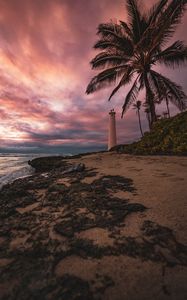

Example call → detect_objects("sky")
0 0 186 154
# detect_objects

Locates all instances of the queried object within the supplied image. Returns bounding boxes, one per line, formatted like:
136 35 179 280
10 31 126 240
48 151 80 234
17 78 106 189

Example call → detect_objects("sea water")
0 152 73 190
0 153 39 189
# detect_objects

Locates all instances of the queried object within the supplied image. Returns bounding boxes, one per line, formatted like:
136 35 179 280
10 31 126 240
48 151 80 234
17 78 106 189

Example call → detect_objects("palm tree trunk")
166 96 171 118
137 110 143 137
144 73 157 126
146 112 151 130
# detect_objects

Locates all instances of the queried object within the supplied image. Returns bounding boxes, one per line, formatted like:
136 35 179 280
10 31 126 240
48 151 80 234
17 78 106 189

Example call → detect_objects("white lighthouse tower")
108 109 117 150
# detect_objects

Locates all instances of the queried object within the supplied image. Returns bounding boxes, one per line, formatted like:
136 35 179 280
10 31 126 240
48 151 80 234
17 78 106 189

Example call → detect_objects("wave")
0 154 38 189
0 153 72 190
0 165 34 190
0 153 34 158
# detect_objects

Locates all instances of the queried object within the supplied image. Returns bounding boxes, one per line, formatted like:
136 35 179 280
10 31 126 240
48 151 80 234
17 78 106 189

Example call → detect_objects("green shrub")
112 111 187 155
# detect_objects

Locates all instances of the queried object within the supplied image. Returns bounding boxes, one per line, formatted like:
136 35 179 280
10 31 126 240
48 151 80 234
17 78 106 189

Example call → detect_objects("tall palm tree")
133 100 143 137
86 0 187 126
145 108 151 129
165 94 171 118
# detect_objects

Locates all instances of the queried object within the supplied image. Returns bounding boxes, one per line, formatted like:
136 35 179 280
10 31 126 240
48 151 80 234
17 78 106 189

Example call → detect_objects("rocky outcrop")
28 151 106 172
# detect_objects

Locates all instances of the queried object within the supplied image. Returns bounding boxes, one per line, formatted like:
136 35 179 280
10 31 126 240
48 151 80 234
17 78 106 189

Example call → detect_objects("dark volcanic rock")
62 163 85 174
28 151 106 172
28 156 69 172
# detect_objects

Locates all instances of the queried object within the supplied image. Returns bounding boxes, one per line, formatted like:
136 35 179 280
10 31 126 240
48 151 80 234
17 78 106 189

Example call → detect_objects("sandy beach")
0 152 187 300
72 152 187 243
66 152 187 299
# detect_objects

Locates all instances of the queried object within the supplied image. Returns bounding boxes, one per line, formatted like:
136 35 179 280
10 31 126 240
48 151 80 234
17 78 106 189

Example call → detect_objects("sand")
0 152 187 300
62 152 187 299
71 152 187 242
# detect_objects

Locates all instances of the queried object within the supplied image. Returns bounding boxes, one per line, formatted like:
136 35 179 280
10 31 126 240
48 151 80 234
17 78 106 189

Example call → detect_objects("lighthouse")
108 109 117 150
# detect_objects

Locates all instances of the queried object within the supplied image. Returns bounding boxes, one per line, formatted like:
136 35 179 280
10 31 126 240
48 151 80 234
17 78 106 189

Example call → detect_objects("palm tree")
165 92 171 118
86 0 187 126
165 94 171 118
163 111 169 118
143 103 151 129
133 100 143 137
157 90 172 118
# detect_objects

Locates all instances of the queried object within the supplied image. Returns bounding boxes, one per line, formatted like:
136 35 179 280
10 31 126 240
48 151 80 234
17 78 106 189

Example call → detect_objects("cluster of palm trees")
86 0 187 133
133 99 172 137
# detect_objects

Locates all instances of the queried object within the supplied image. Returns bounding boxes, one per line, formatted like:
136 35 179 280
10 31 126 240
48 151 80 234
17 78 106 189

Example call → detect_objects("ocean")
0 152 75 190
0 153 39 189
0 149 98 189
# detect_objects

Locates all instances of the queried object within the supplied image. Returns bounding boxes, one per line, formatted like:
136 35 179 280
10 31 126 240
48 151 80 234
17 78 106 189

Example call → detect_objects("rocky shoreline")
28 151 106 172
0 153 187 299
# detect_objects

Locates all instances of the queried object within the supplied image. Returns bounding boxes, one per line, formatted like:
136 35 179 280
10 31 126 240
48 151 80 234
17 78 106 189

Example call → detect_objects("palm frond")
158 0 187 38
136 0 187 54
126 0 142 42
146 0 168 25
97 22 134 55
152 0 187 49
94 37 133 56
86 66 127 94
121 75 140 117
149 71 167 101
119 20 133 39
94 40 124 52
140 15 149 35
138 74 145 90
91 51 129 69
150 70 187 111
97 23 124 40
154 40 187 67
167 0 187 26
108 66 134 101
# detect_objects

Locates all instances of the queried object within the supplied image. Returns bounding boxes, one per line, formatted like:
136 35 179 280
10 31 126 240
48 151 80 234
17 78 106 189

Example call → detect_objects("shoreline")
1 149 186 191
28 149 187 173
0 152 187 299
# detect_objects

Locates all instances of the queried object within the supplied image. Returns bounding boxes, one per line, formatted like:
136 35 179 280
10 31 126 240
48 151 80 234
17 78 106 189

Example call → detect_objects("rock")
28 156 69 172
41 173 49 178
54 222 74 238
62 163 85 174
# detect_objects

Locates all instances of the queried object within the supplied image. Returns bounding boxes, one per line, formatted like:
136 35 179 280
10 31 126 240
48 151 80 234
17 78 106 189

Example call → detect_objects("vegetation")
86 0 187 125
112 111 187 155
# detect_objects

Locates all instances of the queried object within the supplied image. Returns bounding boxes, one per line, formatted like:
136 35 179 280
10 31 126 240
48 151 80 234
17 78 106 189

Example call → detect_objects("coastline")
0 151 187 299
0 154 36 190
